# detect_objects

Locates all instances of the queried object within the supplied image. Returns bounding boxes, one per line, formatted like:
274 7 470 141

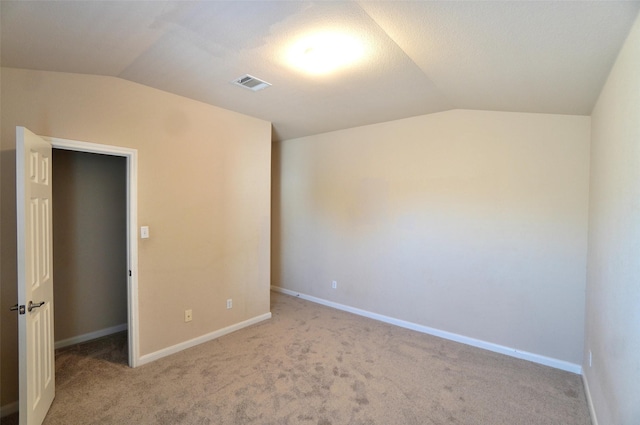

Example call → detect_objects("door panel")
17 126 55 425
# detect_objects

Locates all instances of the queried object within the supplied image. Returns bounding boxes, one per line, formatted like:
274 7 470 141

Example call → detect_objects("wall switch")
184 309 192 322
226 299 233 309
140 226 150 239
332 280 337 289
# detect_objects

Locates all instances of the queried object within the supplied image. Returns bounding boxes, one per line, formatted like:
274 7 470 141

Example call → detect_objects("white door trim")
44 136 140 367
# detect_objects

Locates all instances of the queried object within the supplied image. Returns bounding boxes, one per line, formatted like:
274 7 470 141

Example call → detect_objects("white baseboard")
0 401 18 418
55 323 128 350
271 285 582 374
138 312 272 366
582 373 599 425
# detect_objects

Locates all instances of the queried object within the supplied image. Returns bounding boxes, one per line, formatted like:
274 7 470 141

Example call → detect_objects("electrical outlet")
226 299 233 309
184 309 192 322
332 280 337 289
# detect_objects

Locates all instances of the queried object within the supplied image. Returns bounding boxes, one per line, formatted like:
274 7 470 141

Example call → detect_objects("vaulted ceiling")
2 1 639 141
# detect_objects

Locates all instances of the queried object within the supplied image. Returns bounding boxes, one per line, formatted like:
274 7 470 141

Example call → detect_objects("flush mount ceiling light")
287 31 365 75
231 74 272 91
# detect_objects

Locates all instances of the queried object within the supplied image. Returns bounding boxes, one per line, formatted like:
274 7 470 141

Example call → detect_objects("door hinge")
10 304 26 315
129 270 132 277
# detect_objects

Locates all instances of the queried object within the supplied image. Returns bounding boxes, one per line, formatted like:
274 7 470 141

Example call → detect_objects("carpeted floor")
2 291 591 424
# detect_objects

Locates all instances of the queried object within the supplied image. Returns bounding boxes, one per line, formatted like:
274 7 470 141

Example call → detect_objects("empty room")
1 1 639 424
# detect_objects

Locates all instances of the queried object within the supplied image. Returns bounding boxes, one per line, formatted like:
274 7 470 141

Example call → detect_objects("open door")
16 126 55 425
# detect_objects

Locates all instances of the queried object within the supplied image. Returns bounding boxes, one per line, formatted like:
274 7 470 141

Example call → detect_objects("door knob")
10 304 26 314
28 301 45 312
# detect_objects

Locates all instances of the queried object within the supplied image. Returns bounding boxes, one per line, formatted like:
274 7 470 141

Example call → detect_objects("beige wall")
0 68 271 407
585 13 640 425
273 109 590 365
52 149 127 342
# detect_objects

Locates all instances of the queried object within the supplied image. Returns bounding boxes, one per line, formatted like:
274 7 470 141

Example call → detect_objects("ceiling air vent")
231 74 271 92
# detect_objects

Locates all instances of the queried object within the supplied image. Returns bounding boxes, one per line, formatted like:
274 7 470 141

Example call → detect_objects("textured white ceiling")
2 1 639 141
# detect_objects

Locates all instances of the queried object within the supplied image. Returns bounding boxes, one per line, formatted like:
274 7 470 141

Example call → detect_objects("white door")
16 126 55 425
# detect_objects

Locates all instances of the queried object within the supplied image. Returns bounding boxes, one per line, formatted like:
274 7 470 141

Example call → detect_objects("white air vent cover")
231 74 271 91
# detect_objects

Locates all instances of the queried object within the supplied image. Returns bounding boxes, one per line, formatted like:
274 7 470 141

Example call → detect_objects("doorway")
47 137 139 367
52 149 127 353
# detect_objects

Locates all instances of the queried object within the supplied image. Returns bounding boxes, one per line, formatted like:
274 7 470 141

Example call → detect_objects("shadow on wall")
271 140 282 287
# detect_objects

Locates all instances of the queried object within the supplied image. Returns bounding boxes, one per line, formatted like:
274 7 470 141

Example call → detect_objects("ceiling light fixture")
287 31 365 75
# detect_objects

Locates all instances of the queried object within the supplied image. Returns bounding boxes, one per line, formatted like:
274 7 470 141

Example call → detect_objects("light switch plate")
140 226 149 239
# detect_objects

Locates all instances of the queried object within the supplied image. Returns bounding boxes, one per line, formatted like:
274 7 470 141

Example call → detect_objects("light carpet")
2 291 591 424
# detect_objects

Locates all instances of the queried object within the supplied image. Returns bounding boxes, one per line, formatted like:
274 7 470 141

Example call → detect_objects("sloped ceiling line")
356 0 456 111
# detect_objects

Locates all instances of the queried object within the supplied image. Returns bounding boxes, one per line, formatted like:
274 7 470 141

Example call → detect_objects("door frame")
45 136 140 367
